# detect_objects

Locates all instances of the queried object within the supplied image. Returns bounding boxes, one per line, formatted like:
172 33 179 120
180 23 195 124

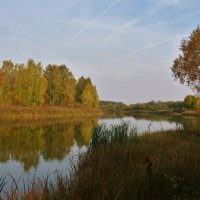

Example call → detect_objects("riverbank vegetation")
100 95 200 117
1 123 200 199
0 59 100 117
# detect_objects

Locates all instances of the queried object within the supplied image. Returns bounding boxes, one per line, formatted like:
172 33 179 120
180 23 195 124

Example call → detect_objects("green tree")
171 26 200 95
184 95 196 109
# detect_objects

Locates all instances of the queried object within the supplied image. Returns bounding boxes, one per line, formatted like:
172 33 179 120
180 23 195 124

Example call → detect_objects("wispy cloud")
65 0 121 46
119 39 173 61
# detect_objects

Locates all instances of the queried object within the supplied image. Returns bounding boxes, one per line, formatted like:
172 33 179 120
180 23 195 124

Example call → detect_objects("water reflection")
0 118 98 171
0 115 200 181
130 114 200 134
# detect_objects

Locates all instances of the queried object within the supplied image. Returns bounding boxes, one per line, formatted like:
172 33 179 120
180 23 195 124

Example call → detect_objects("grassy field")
1 123 200 199
0 105 102 119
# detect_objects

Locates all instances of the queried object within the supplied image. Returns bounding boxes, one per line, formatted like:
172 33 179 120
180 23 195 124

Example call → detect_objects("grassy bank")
1 124 200 199
0 105 102 119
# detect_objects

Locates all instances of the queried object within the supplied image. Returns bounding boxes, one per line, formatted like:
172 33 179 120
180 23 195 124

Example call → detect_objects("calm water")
0 114 199 193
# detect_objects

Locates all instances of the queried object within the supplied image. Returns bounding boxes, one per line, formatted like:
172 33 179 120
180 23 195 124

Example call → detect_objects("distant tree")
184 95 196 109
171 26 200 95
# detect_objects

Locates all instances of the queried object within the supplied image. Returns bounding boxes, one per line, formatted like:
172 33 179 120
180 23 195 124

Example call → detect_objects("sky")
0 0 199 104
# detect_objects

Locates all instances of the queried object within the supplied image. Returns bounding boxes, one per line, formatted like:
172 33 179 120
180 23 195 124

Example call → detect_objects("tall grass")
90 122 137 147
1 123 200 199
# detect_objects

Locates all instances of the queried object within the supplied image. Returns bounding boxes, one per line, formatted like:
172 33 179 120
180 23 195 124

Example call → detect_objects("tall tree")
15 59 47 106
45 65 76 106
0 70 3 103
76 76 87 103
0 70 3 86
0 60 18 104
76 77 99 107
171 26 200 95
44 65 60 105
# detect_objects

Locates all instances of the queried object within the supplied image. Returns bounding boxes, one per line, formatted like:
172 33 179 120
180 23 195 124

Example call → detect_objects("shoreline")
102 109 200 118
0 106 103 119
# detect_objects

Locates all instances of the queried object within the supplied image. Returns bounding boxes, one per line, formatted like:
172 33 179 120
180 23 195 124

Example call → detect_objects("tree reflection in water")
0 118 99 171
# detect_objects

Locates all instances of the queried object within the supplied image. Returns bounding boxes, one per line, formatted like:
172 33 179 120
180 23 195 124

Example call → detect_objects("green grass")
1 123 200 199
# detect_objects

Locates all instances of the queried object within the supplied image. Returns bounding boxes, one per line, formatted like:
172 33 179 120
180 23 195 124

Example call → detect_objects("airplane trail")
66 0 121 46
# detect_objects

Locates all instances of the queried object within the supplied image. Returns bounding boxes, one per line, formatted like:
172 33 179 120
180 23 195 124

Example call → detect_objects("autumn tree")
0 70 3 102
15 59 47 106
45 64 76 106
0 70 3 86
171 26 200 95
59 65 76 106
44 65 60 105
0 60 18 104
76 76 86 103
0 60 99 108
76 77 99 107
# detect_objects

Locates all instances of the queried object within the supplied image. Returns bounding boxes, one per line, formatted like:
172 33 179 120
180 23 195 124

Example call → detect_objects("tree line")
0 59 99 107
101 97 200 114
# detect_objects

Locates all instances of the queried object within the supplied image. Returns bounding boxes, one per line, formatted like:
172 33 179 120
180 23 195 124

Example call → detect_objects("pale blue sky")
0 0 199 103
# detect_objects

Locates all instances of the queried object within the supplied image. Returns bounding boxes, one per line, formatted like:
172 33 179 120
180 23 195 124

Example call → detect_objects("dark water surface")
0 114 199 193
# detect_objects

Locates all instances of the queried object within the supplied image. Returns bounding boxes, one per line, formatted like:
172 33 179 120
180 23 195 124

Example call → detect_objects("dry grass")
0 105 102 119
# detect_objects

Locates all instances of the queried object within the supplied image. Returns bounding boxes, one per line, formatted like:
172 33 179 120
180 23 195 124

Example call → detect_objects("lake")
0 114 199 194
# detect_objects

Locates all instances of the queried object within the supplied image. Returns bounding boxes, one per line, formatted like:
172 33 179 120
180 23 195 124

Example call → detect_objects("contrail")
66 0 121 46
119 39 172 60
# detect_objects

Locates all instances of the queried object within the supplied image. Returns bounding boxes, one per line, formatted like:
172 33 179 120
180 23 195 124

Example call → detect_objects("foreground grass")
0 105 102 119
1 124 200 199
